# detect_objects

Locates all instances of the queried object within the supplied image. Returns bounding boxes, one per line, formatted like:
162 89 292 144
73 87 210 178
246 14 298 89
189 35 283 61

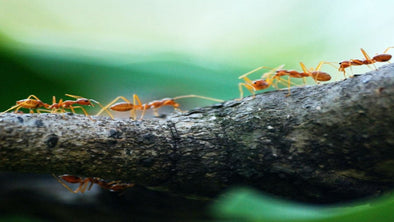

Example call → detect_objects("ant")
299 61 332 83
53 174 135 193
238 64 287 99
96 94 224 119
339 47 393 76
48 94 111 118
238 62 332 98
0 95 50 115
272 62 331 95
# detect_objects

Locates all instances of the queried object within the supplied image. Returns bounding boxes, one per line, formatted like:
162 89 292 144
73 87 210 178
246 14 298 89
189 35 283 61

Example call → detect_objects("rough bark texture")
0 64 393 203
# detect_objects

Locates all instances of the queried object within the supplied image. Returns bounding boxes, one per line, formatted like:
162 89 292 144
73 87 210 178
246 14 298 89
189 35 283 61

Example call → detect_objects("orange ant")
339 47 393 76
0 95 50 115
238 64 287 99
53 174 134 193
272 62 331 95
238 62 332 98
96 94 224 119
299 62 332 83
47 94 111 118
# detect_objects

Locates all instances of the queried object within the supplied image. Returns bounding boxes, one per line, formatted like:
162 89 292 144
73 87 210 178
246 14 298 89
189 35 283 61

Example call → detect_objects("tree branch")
1 64 393 203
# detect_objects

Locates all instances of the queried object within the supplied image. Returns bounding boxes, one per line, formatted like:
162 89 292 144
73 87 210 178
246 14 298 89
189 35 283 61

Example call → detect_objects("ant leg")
37 109 52 113
65 94 84 99
383 46 394 53
89 99 113 118
0 104 20 115
52 174 80 193
25 95 42 101
73 182 86 193
238 66 268 79
70 106 93 120
79 179 93 193
51 98 64 114
15 106 23 113
314 61 324 71
360 48 373 61
96 96 131 118
360 48 377 69
133 94 143 120
299 62 318 83
87 179 96 191
68 106 76 114
153 108 159 117
275 76 295 96
299 62 309 73
238 83 255 99
260 64 285 79
237 77 255 99
273 76 292 96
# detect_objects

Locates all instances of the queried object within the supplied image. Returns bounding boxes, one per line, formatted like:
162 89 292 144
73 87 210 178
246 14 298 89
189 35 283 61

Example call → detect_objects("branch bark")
1 64 393 203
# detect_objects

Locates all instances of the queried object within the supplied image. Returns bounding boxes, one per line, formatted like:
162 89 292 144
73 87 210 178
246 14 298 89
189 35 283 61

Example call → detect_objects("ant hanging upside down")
96 94 224 119
53 174 135 193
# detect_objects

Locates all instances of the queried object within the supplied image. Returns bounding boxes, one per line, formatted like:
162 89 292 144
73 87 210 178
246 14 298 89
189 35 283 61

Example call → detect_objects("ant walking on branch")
299 61 332 83
238 64 287 99
273 62 332 95
339 47 393 76
0 95 50 115
238 62 333 98
47 94 112 118
53 174 135 193
96 94 224 119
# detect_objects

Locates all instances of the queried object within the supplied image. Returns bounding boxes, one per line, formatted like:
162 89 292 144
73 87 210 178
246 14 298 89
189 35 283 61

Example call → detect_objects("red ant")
0 95 50 115
238 62 332 98
273 62 331 95
299 62 332 83
48 94 111 118
53 174 134 193
339 47 393 76
238 64 286 98
96 94 224 119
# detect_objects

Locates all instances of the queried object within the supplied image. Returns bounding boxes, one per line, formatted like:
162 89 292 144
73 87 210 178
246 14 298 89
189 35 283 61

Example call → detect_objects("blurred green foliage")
212 188 394 222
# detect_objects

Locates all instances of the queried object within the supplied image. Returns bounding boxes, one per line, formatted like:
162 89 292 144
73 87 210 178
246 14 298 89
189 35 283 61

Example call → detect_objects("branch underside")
1 64 393 203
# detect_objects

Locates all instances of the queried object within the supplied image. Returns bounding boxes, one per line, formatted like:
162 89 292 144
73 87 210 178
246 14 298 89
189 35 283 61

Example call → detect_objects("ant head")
252 80 270 90
76 98 94 106
339 61 351 66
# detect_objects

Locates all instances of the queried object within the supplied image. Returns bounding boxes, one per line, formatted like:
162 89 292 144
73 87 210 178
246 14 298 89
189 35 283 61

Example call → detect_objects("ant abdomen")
311 71 331 81
373 54 392 62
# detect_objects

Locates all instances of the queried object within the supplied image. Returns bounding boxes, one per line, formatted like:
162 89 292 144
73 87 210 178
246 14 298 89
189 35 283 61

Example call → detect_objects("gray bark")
1 64 393 203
